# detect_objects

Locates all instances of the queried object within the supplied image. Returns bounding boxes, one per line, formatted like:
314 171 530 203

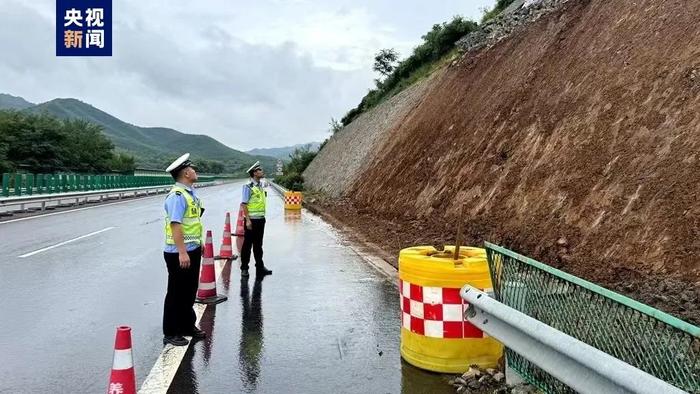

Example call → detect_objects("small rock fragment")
493 372 505 382
486 368 497 376
463 366 482 379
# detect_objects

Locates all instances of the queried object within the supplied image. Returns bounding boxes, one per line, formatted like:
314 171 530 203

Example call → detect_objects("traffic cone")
107 326 136 394
216 212 236 260
234 208 245 253
196 230 228 304
234 208 245 236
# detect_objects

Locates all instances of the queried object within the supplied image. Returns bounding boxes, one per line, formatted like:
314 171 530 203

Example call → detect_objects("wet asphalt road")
0 181 453 393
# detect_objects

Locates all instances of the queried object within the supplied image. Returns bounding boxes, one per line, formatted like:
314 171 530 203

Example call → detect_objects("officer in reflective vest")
240 161 273 278
162 153 207 346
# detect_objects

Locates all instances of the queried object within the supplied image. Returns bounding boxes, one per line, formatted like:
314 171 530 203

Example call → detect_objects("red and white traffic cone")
196 230 228 304
234 208 245 254
107 326 136 394
216 212 236 260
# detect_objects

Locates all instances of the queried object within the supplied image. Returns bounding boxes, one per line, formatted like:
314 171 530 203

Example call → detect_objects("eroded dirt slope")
334 0 700 323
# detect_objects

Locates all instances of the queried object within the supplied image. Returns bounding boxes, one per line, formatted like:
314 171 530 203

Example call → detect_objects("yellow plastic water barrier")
283 191 302 210
399 245 503 373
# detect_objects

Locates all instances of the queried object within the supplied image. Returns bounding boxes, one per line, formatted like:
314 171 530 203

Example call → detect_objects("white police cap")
166 153 193 174
247 161 262 174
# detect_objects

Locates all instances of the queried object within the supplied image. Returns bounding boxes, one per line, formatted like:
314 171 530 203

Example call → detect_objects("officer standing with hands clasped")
162 153 207 346
240 161 273 278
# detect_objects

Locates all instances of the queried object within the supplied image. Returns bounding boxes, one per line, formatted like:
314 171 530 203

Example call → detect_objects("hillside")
247 142 321 161
305 0 700 324
22 98 275 173
0 93 34 110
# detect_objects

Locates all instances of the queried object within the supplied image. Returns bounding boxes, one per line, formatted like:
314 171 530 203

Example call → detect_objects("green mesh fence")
484 242 700 394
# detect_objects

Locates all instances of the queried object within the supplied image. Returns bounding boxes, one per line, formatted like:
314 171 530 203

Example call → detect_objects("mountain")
247 142 321 161
19 97 275 174
0 93 35 110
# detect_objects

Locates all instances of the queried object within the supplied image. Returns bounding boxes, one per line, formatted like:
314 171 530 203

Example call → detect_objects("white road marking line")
138 260 226 394
18 227 116 258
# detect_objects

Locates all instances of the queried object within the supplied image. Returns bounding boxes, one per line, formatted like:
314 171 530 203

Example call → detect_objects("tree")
274 146 317 191
373 49 399 77
329 118 343 134
107 153 136 173
0 110 134 174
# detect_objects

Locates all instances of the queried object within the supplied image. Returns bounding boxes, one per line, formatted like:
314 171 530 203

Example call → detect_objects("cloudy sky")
0 0 493 151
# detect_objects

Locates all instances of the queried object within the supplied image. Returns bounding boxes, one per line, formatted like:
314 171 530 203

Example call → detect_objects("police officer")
162 153 207 346
240 161 273 277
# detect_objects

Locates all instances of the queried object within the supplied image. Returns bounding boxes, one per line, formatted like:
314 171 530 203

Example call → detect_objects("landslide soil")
322 0 700 324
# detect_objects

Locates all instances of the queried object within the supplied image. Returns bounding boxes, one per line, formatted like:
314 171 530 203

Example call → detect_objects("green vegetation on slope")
338 2 521 129
274 147 317 191
0 110 135 174
24 98 275 175
341 16 477 126
481 0 518 24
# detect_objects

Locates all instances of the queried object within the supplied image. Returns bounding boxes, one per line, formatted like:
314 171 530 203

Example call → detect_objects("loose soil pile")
311 0 700 324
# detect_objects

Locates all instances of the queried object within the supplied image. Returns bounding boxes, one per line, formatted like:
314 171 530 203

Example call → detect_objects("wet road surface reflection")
167 192 454 394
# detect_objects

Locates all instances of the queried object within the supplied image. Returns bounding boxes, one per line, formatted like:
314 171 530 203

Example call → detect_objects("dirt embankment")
312 0 700 324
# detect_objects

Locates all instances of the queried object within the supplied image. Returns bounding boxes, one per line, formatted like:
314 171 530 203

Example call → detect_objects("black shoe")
241 269 250 277
163 335 189 346
188 327 206 339
256 267 272 276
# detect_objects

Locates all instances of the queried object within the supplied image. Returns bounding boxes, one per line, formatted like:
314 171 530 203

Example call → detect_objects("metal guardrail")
269 181 288 195
460 286 688 394
484 242 700 393
1 172 225 197
0 182 219 216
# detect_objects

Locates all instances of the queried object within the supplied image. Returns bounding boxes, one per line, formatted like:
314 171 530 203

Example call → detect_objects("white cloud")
0 0 494 150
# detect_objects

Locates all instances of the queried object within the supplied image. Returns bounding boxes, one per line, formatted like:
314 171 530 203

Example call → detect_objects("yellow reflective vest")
164 186 203 245
247 181 266 218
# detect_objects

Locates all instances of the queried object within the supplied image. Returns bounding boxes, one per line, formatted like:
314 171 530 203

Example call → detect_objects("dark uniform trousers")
163 247 201 336
240 217 266 271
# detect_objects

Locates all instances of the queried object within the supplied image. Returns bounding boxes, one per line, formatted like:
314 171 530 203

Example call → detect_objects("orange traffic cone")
234 208 245 254
216 212 236 260
234 208 245 236
196 230 228 304
107 326 136 394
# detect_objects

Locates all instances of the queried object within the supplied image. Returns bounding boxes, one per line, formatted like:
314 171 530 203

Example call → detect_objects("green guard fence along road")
1 173 229 197
484 242 700 394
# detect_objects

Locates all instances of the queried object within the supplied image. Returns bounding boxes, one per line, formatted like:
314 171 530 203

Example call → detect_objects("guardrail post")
27 174 34 195
2 173 9 197
14 173 22 196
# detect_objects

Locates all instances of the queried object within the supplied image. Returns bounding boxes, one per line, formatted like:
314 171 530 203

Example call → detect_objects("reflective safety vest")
247 182 266 218
165 186 203 245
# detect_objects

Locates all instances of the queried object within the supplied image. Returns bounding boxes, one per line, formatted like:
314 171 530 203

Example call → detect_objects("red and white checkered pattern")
284 195 302 205
400 279 491 339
